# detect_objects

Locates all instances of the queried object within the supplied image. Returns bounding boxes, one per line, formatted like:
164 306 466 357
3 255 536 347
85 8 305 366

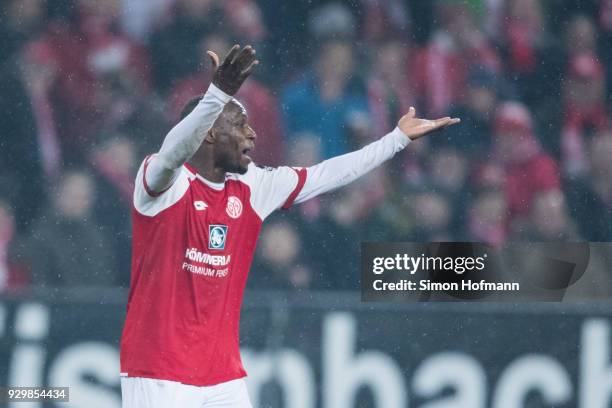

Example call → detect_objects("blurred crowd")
1 0 612 292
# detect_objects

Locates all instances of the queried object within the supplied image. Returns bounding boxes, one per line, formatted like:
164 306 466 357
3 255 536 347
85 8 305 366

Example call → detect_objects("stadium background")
2 0 612 407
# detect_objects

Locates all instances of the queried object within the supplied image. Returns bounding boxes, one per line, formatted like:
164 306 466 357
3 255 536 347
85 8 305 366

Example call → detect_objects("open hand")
398 107 460 140
206 44 259 95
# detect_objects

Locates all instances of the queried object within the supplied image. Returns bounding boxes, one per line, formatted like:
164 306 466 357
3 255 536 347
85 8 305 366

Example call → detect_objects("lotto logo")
194 201 208 211
209 225 228 250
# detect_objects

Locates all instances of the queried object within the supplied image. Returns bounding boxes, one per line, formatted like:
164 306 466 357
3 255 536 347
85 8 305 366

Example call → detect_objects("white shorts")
121 376 253 408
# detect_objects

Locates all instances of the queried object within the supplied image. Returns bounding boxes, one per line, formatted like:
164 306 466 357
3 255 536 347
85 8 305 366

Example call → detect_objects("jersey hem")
119 370 247 387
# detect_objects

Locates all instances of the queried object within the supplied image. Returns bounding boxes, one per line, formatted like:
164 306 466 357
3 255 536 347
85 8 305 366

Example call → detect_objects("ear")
204 129 216 144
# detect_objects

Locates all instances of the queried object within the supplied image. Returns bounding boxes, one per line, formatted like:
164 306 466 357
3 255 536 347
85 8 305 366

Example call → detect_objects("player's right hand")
207 45 259 95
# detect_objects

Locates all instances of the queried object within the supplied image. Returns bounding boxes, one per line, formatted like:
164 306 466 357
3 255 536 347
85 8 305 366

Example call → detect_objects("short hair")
179 95 243 122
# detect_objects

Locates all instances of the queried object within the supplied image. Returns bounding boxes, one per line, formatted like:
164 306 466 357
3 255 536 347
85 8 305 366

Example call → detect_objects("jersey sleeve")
294 127 410 204
240 127 409 220
145 84 231 194
238 163 306 220
133 155 193 217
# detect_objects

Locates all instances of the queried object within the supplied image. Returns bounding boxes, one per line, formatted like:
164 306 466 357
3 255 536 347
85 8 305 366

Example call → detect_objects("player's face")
215 102 256 174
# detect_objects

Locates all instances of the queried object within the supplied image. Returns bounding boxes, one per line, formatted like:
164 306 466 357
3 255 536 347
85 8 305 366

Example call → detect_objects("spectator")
395 132 431 189
492 102 561 226
438 66 506 158
25 171 114 287
413 0 500 116
364 181 415 242
2 0 612 292
20 41 62 180
600 0 612 97
405 190 453 242
0 200 30 292
41 0 152 163
566 14 598 57
427 146 470 233
308 3 357 40
497 0 564 111
286 134 323 168
517 189 580 241
222 0 267 43
466 190 508 245
472 161 507 193
310 179 384 289
565 130 612 241
149 0 220 92
360 0 411 42
89 136 136 286
251 221 313 290
561 53 608 177
0 0 45 64
121 0 172 42
281 38 369 158
367 38 418 137
0 42 54 231
150 0 266 92
564 13 608 106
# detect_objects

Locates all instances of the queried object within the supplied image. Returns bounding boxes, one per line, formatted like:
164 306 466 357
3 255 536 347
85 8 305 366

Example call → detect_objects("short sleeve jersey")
119 157 306 386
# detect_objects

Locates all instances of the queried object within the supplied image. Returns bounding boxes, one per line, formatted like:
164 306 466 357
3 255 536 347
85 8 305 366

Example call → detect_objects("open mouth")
241 148 252 160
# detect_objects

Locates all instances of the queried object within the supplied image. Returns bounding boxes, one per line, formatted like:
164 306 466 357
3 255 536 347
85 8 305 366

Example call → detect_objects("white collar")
195 173 225 190
183 166 226 190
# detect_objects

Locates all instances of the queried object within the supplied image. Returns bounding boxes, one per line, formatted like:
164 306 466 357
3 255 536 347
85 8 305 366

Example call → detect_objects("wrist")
391 127 411 148
208 83 232 104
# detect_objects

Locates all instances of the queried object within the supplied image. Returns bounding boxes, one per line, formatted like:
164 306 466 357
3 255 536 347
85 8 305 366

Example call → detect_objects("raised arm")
145 45 259 194
295 108 460 203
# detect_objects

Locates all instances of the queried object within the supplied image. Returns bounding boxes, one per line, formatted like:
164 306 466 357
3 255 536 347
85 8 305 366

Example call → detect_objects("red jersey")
118 82 410 387
120 157 306 386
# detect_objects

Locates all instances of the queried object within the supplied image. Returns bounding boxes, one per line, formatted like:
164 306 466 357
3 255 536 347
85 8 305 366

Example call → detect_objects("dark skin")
189 45 259 183
189 44 459 183
191 101 256 182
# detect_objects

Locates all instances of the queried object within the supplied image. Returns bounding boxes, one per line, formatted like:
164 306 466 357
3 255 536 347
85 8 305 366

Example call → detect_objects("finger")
221 44 241 67
238 52 257 73
433 117 452 127
240 59 259 77
432 118 461 132
206 50 220 70
233 45 256 69
407 106 416 119
438 117 461 128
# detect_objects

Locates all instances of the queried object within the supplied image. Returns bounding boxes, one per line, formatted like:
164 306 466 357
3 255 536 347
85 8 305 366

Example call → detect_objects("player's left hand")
398 107 460 140
206 45 259 95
